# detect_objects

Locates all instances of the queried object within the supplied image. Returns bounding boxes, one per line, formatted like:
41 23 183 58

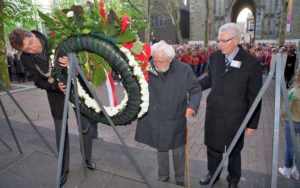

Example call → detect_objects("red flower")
134 44 151 62
120 14 130 33
49 30 55 39
99 1 106 23
141 61 148 70
123 42 134 49
144 70 149 82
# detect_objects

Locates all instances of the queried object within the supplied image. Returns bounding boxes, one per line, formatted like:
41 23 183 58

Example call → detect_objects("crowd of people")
6 22 299 188
6 51 30 83
171 39 297 88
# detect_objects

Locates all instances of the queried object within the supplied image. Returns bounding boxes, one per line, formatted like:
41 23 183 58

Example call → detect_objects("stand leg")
69 53 152 188
0 81 56 157
0 98 22 154
73 63 87 176
56 60 73 188
0 137 12 151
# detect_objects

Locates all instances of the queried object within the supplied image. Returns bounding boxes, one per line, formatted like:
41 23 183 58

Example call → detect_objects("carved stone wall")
189 0 299 41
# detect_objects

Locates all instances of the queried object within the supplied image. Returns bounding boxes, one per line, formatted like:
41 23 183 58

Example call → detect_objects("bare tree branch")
127 0 145 18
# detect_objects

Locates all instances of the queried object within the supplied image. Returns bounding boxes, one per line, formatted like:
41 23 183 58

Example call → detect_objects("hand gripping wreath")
55 34 148 125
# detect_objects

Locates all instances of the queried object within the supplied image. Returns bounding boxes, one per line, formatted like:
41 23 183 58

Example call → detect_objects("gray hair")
151 40 175 60
218 23 241 38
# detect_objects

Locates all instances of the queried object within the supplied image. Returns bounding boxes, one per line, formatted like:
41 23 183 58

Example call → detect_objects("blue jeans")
284 121 300 167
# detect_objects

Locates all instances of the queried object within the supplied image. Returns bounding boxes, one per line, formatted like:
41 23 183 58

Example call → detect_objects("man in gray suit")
135 40 202 186
199 23 262 188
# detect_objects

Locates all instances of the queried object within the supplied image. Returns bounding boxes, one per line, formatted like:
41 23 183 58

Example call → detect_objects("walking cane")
185 119 191 188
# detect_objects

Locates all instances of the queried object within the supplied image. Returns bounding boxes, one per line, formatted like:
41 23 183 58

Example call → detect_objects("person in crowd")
13 53 26 83
181 48 193 67
198 23 262 188
135 40 202 186
279 69 300 180
284 46 296 88
7 54 13 81
198 48 208 76
191 50 200 76
264 48 272 75
8 28 96 186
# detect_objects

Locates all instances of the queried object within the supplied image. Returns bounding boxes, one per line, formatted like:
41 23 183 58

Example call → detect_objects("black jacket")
199 46 262 153
135 60 202 151
20 31 60 93
20 31 64 119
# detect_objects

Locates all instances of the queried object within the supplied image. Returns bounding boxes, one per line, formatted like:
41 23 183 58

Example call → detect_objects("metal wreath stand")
55 53 152 188
0 80 57 157
206 51 300 188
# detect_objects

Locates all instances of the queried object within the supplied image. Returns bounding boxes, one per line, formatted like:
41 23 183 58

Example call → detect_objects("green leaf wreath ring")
54 34 142 125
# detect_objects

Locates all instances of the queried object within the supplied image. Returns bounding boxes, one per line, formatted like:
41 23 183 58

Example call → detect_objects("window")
152 16 167 28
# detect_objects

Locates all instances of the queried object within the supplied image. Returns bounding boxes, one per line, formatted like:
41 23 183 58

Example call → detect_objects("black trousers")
47 92 94 174
207 146 241 184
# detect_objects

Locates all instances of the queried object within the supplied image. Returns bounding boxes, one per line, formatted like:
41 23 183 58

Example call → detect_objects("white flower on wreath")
66 11 74 18
75 46 149 119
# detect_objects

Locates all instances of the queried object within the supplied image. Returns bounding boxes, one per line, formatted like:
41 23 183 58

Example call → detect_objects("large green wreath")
55 34 142 125
39 1 150 125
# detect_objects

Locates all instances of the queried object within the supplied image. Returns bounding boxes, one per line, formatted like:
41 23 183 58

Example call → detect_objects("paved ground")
0 78 299 188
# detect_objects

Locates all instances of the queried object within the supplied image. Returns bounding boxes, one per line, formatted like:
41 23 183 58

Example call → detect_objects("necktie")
225 57 230 67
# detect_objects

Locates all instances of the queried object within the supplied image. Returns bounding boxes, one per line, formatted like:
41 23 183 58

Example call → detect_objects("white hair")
151 40 175 60
219 23 241 38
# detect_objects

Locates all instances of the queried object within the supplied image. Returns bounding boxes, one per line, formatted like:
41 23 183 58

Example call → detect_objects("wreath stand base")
0 80 56 156
55 53 152 188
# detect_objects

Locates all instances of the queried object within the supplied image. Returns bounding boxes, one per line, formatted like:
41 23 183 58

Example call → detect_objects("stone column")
190 0 205 41
290 0 300 39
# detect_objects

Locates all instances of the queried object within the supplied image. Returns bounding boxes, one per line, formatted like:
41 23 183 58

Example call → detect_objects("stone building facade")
150 0 190 44
190 0 300 42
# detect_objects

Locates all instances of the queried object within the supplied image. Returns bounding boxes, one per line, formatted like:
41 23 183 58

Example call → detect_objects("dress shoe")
60 171 68 186
176 181 184 186
199 174 219 185
158 176 169 182
228 183 238 188
86 160 96 170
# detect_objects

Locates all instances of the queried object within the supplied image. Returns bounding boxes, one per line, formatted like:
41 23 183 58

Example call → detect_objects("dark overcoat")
20 31 64 119
135 60 202 151
199 46 262 153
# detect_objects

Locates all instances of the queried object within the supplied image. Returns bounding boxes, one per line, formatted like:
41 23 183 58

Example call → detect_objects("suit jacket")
135 60 202 151
199 45 262 153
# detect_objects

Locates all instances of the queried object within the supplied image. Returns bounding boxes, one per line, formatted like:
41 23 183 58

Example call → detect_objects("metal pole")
0 80 55 156
70 55 87 176
55 63 73 188
208 52 277 187
0 137 12 151
0 98 22 154
70 53 152 188
271 52 283 188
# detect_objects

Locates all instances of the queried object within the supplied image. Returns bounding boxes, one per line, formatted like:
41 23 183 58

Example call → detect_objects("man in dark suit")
135 40 202 186
8 28 96 186
199 23 262 188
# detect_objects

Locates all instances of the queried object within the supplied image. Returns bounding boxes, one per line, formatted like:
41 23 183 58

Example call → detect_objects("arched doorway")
237 8 254 45
230 0 256 44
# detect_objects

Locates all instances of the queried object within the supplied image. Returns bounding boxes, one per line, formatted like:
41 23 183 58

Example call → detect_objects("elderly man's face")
153 51 172 72
217 31 239 55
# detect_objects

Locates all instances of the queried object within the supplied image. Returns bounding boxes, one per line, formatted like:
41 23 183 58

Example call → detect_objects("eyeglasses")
216 35 239 43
